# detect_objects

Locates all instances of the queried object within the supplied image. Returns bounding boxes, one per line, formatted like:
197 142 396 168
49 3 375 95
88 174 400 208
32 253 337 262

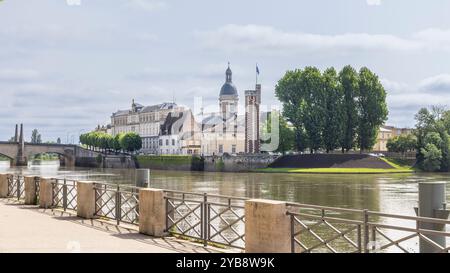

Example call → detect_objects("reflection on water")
3 161 450 252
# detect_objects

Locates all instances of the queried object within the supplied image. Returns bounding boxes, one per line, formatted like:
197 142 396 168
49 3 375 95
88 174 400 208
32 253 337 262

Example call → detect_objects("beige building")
373 125 413 151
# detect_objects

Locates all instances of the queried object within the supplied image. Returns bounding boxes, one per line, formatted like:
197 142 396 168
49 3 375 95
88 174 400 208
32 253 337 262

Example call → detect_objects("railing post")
63 179 68 211
116 185 121 226
16 176 21 200
245 199 291 253
24 176 38 205
0 174 8 198
138 188 166 237
76 181 96 219
202 193 208 247
6 174 13 196
39 178 54 209
363 209 369 253
290 214 295 253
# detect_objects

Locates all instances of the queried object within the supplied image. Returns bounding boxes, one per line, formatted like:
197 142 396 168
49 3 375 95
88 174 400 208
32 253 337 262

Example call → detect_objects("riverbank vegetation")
275 65 388 154
413 106 450 172
79 131 142 153
32 153 59 161
255 155 416 174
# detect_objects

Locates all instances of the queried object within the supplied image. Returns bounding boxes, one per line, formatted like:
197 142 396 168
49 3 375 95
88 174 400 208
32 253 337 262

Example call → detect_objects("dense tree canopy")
261 111 295 154
414 106 450 172
79 131 142 153
275 65 388 153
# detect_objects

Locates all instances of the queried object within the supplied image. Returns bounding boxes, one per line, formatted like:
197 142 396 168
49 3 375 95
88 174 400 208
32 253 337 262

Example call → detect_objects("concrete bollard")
245 199 291 253
135 169 150 188
0 174 8 198
24 176 38 205
76 181 96 219
417 182 449 253
139 188 166 237
39 178 54 208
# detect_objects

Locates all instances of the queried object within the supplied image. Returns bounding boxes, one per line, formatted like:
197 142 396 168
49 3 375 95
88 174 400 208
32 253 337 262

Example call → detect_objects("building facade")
108 63 261 156
110 100 183 154
373 125 413 152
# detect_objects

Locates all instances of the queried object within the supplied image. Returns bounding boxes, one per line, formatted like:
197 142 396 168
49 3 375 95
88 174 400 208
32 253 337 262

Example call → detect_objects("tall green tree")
302 67 326 153
357 67 389 151
261 111 295 154
339 65 359 152
322 67 343 153
275 69 308 152
119 132 142 153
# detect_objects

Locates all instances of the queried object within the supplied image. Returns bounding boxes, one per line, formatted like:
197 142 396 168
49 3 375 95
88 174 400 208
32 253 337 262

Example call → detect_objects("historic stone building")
110 100 183 154
199 64 246 156
108 63 262 156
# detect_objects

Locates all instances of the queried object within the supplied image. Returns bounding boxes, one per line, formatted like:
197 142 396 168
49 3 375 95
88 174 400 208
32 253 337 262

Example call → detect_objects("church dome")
220 63 238 97
220 82 238 96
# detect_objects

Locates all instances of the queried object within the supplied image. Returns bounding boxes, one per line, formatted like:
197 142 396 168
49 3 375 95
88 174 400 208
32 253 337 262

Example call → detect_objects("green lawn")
257 158 415 174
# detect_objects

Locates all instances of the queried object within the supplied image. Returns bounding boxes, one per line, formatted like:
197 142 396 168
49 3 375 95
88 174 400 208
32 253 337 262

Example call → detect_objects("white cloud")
419 74 450 93
197 25 421 54
197 25 450 55
127 0 167 12
0 69 40 81
366 0 382 6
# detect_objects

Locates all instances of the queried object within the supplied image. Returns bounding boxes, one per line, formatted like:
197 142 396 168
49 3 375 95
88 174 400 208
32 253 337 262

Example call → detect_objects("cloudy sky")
1 0 450 142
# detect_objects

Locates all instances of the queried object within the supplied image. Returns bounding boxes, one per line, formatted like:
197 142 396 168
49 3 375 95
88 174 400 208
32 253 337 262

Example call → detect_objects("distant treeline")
79 131 142 153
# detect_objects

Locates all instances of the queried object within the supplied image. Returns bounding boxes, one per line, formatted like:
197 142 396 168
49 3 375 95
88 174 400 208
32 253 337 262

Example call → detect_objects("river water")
1 160 449 252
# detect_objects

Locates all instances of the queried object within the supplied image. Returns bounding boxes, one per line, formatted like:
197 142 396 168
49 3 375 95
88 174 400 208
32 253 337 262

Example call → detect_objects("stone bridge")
0 141 99 167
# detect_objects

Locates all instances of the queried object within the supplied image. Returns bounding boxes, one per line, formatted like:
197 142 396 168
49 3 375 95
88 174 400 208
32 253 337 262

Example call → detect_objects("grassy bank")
258 157 415 174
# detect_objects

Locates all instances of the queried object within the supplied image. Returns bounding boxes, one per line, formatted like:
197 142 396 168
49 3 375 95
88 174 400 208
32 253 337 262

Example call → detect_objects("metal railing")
94 183 140 225
164 190 246 249
7 174 25 200
52 179 77 211
287 203 450 253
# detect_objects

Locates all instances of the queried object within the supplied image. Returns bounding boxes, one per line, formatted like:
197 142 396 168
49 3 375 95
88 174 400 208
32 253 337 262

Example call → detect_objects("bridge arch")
28 152 68 166
0 152 14 165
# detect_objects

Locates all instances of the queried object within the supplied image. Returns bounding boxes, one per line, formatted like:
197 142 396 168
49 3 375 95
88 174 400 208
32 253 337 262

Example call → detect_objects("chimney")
19 124 24 144
14 124 18 142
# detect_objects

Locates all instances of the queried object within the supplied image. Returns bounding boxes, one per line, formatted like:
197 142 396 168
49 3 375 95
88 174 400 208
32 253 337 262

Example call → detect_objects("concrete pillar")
139 188 166 237
76 181 96 219
0 174 8 198
417 182 449 253
39 178 54 208
245 199 291 253
135 169 150 188
24 176 38 205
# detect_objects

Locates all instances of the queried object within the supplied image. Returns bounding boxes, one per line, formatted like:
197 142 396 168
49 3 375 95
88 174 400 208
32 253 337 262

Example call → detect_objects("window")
219 144 223 154
232 145 236 154
159 139 162 146
172 139 175 146
166 139 169 146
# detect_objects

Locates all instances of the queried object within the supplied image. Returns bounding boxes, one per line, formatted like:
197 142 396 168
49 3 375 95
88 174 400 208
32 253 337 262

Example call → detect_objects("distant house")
373 125 413 152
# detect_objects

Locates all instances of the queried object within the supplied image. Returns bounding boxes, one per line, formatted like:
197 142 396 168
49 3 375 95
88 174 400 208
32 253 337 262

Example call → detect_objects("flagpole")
256 63 258 85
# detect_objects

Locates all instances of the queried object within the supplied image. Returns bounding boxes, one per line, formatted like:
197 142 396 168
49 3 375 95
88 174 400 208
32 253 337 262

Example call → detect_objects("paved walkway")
0 199 232 253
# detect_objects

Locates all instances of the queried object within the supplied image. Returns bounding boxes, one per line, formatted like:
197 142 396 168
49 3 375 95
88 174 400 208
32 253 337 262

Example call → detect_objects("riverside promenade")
0 199 227 253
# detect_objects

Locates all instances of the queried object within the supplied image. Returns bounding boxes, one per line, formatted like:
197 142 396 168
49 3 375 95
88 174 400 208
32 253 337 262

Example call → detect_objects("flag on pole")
256 64 260 75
